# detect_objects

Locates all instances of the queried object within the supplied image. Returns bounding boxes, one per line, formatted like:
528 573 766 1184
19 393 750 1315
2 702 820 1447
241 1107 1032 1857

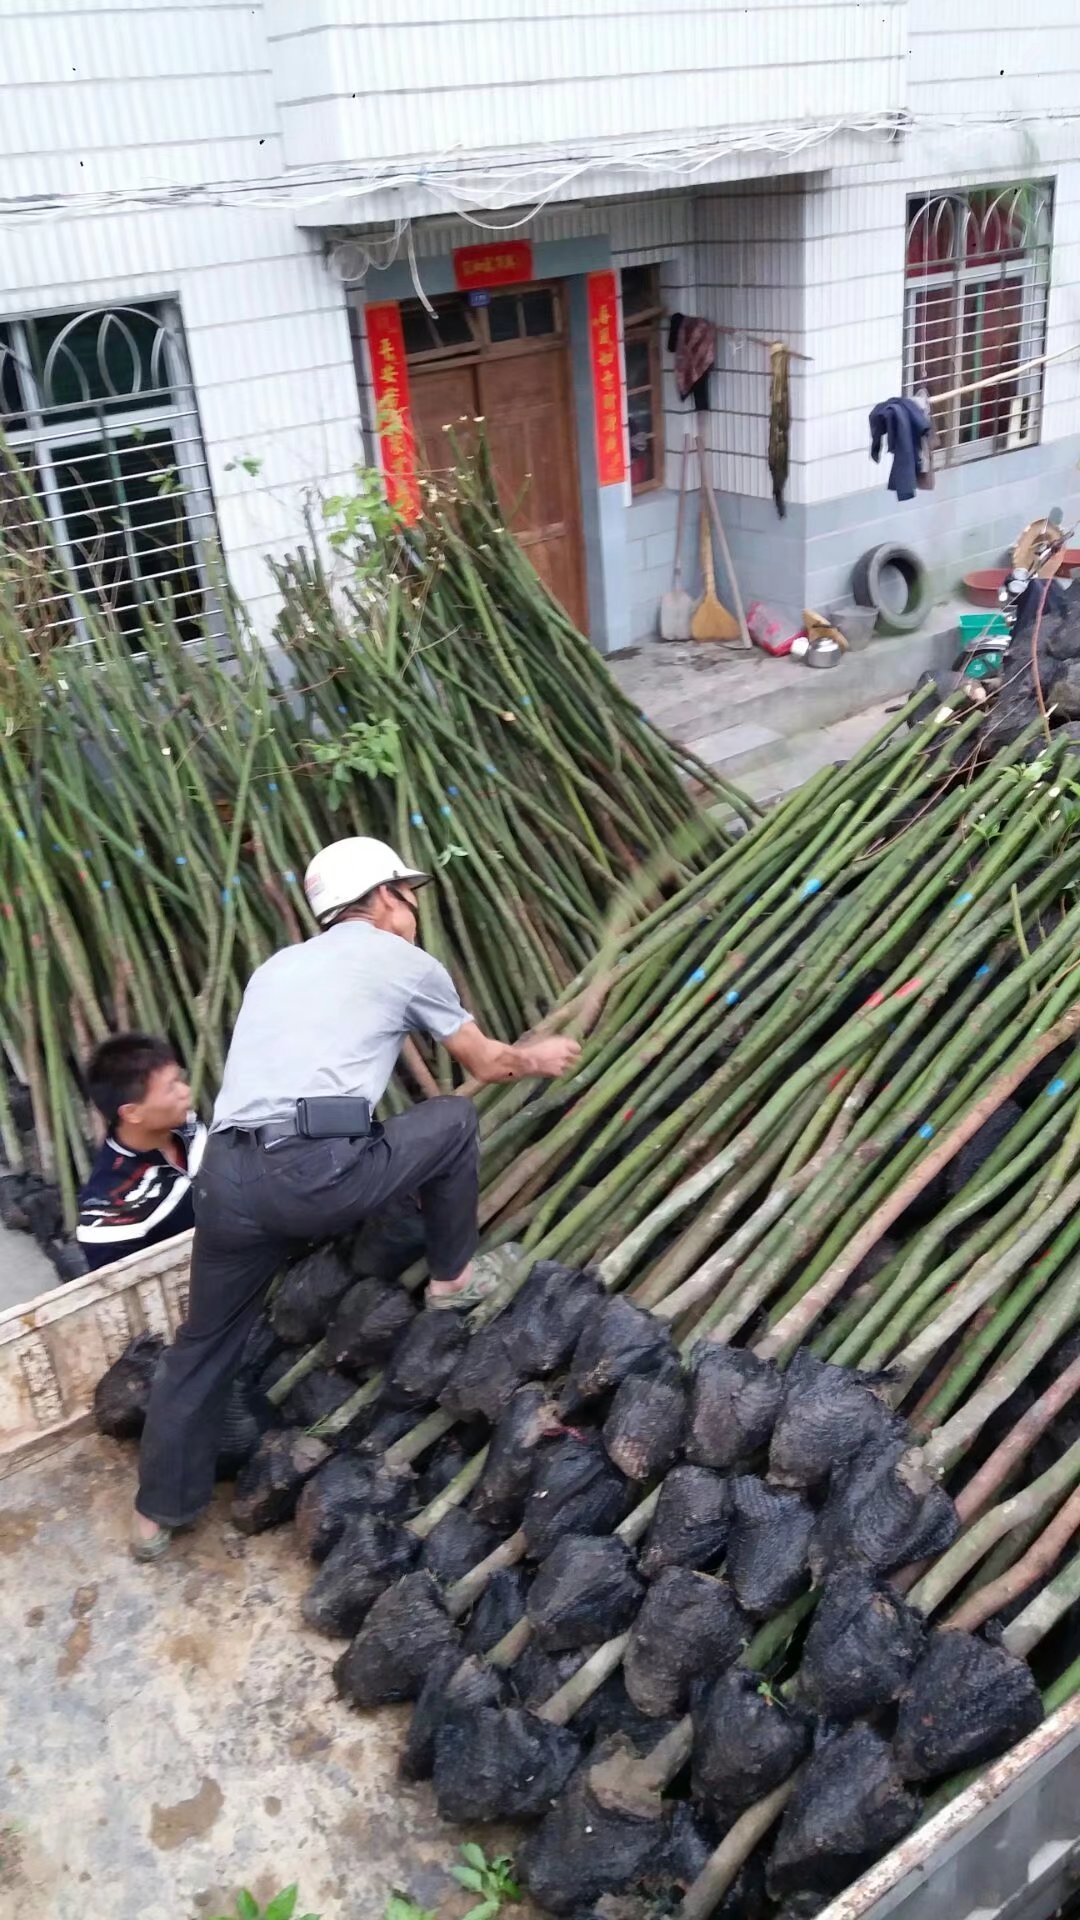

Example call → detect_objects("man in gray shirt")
133 836 579 1560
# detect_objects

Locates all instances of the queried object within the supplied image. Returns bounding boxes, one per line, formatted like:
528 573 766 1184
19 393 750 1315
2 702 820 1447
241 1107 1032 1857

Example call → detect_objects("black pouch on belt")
296 1096 373 1139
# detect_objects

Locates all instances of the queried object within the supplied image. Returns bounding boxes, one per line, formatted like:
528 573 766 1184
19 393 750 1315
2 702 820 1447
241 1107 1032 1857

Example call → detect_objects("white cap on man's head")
303 837 430 925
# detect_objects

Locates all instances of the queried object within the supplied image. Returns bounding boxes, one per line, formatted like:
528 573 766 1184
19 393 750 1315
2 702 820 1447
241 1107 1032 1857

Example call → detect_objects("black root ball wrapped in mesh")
270 1245 353 1346
518 1744 669 1916
768 1350 900 1490
767 1725 921 1904
692 1667 814 1820
685 1345 783 1472
893 1629 1044 1782
419 1508 500 1586
810 1439 959 1580
280 1365 355 1430
439 1319 527 1423
301 1513 419 1637
726 1476 813 1616
231 1428 331 1534
527 1534 645 1652
294 1453 415 1561
797 1567 926 1720
433 1703 582 1822
561 1297 676 1414
383 1309 468 1409
93 1332 163 1439
472 1384 560 1528
324 1277 417 1374
400 1650 508 1783
602 1357 687 1482
334 1571 459 1707
215 1377 278 1479
624 1567 749 1717
524 1434 631 1561
639 1465 730 1579
502 1259 606 1374
463 1564 531 1655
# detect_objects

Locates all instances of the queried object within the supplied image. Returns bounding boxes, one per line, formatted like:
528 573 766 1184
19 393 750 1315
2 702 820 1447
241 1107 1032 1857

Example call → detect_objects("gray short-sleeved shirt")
210 920 470 1131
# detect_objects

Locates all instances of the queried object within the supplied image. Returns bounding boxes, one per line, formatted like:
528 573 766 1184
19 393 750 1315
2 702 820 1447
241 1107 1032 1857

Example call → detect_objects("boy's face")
120 1061 191 1135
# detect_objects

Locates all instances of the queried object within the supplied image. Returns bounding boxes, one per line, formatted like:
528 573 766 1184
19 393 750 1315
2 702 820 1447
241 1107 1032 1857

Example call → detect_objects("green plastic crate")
958 610 1009 642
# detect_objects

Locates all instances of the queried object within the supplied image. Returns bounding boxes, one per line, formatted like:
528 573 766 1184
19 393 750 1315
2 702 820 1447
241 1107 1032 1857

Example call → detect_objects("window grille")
0 300 220 647
904 183 1053 464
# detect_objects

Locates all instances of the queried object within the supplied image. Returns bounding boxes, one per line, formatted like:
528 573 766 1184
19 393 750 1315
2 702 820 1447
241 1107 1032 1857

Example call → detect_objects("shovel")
691 487 739 644
659 434 694 641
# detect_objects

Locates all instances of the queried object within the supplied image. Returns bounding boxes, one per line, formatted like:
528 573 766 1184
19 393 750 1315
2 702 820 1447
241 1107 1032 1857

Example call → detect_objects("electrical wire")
5 104 1080 273
0 112 912 229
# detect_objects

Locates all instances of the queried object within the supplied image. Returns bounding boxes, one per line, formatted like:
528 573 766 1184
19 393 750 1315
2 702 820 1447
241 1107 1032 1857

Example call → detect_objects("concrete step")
735 702 899 808
616 603 965 761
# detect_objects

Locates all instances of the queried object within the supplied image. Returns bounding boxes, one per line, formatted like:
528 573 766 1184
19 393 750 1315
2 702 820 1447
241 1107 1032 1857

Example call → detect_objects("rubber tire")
851 543 930 633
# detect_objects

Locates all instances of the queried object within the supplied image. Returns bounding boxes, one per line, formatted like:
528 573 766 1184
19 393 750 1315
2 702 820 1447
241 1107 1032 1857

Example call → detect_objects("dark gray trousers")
136 1095 479 1528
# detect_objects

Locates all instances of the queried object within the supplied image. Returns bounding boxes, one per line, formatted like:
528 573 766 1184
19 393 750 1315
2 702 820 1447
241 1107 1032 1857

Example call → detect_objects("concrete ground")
611 598 968 804
0 1434 533 1920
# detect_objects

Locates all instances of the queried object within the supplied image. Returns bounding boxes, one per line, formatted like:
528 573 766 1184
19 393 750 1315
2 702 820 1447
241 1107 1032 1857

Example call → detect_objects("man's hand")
443 1021 582 1085
517 1034 582 1079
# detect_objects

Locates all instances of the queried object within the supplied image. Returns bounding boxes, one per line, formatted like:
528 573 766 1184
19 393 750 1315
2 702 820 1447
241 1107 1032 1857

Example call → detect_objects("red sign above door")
453 241 535 290
365 302 420 525
586 270 627 488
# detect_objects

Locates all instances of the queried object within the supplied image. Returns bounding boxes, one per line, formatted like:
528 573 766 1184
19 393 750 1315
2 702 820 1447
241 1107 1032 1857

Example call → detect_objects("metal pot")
806 640 842 670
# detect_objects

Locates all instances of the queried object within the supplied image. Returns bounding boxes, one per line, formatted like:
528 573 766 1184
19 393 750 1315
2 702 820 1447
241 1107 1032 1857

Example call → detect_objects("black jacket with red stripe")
76 1118 206 1272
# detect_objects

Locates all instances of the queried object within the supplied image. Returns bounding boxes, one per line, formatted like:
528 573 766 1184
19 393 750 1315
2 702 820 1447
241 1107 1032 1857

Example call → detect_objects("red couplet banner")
586 271 627 487
452 241 535 289
365 302 420 524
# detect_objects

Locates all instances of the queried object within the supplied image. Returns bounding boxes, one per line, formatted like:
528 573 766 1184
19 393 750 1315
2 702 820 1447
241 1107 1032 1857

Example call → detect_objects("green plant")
383 1897 435 1920
323 465 401 551
451 1842 521 1919
208 1885 318 1920
305 716 402 806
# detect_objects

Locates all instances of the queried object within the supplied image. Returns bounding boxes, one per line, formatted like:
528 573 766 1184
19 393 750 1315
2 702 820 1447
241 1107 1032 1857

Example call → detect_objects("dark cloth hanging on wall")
668 312 716 412
869 396 934 501
768 342 791 519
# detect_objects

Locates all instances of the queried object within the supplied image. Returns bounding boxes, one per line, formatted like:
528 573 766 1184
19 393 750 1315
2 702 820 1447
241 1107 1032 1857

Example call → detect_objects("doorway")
400 282 588 632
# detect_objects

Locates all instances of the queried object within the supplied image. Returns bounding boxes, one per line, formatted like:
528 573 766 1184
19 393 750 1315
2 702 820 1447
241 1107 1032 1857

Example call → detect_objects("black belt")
226 1119 299 1147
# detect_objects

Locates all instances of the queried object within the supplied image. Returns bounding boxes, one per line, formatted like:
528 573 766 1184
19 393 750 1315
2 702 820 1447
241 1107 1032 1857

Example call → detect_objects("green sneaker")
426 1243 525 1311
130 1517 173 1563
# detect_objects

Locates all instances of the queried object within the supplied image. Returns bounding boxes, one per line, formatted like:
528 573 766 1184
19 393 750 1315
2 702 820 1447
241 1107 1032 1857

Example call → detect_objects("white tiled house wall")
352 192 703 644
0 0 362 634
793 0 1080 607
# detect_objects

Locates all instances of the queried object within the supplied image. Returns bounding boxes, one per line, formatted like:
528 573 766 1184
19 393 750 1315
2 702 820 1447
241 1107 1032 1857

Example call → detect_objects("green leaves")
323 465 402 554
305 718 402 806
435 842 470 868
449 1843 520 1916
208 1886 318 1920
383 1896 435 1920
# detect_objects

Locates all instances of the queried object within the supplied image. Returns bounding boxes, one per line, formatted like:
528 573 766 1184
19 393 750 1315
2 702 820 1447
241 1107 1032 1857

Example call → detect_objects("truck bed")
0 1432 521 1920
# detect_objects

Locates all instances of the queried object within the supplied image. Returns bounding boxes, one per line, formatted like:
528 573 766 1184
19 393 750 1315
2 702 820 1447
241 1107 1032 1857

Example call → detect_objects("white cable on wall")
3 106 1080 235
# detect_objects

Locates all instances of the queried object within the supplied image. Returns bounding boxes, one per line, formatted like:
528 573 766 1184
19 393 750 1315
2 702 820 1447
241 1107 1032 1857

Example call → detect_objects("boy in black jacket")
76 1033 205 1273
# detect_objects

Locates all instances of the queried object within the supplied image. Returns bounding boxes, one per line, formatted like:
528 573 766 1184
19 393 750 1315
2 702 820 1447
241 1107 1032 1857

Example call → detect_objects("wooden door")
409 335 587 633
410 363 479 477
477 350 586 631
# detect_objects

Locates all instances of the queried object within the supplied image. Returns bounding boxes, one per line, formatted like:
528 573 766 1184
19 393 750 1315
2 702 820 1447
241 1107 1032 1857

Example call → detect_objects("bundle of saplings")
0 439 751 1238
90 692 1080 1915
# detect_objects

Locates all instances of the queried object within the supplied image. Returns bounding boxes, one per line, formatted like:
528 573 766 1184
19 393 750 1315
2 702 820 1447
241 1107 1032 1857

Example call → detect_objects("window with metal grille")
621 266 664 494
904 184 1053 465
0 300 219 647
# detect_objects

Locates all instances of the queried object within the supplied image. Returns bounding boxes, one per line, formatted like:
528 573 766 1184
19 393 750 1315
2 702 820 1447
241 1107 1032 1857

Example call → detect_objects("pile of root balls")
98 1236 1078 1920
94 696 1080 1917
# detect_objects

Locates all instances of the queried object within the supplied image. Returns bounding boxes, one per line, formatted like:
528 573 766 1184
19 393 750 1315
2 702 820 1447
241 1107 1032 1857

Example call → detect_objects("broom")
691 466 739 645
